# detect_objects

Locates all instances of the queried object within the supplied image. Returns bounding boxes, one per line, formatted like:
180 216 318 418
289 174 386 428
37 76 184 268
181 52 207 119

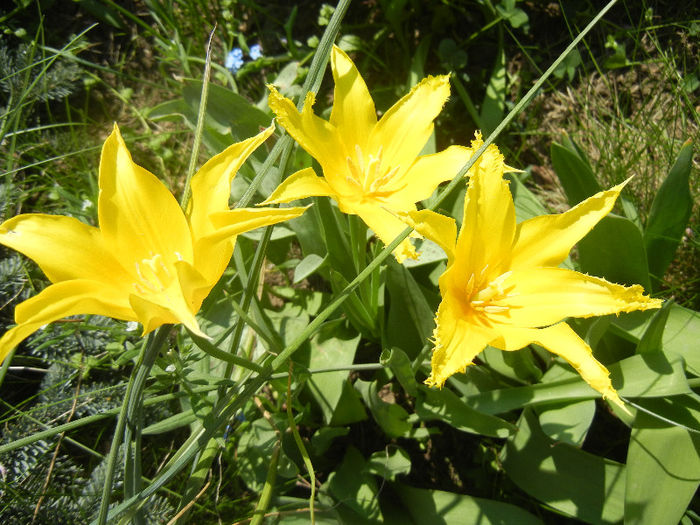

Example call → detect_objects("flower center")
132 253 179 295
345 145 402 199
465 268 515 320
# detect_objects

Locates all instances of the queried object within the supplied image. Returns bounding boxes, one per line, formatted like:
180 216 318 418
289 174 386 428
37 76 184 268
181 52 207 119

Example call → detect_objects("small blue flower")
249 44 263 60
225 47 244 73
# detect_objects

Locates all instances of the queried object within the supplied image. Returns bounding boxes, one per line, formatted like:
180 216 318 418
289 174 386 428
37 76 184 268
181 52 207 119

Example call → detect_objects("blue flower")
249 44 263 60
225 48 244 73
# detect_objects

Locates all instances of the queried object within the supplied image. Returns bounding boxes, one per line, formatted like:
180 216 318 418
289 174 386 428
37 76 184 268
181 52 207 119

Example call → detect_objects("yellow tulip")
402 134 662 408
260 45 470 263
0 124 307 363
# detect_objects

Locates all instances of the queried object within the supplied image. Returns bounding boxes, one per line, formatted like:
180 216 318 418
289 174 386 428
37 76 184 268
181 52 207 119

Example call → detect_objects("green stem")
96 326 171 525
250 442 281 525
180 27 215 208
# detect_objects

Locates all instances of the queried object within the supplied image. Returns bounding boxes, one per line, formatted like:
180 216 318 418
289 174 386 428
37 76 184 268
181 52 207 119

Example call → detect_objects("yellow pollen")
133 253 172 294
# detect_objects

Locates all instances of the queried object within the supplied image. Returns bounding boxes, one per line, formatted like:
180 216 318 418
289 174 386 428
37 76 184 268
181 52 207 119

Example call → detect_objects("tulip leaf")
385 261 436 354
551 138 602 206
480 41 506 136
364 447 412 481
293 253 326 283
501 408 625 523
625 411 700 525
644 140 694 286
302 326 365 426
356 379 412 438
466 351 688 414
614 304 700 376
327 446 383 521
577 213 652 290
380 347 419 397
415 386 516 437
536 399 595 446
389 484 543 525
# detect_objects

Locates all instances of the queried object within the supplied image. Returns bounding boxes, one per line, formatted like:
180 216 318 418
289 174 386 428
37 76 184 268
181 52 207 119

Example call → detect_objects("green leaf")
465 351 689 414
578 213 652 290
480 345 542 383
635 300 673 354
142 409 197 435
303 326 364 426
390 483 543 524
644 140 694 285
385 261 435 353
356 380 412 438
480 42 506 136
614 304 700 376
508 173 549 221
364 447 412 481
536 400 595 447
327 447 383 522
415 386 516 437
311 427 350 456
380 347 419 396
551 139 602 206
293 253 326 284
609 352 689 398
501 408 625 523
625 412 700 524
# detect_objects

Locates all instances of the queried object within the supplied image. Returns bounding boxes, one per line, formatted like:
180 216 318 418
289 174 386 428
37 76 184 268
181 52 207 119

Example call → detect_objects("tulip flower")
402 134 662 408
0 124 307 364
260 45 470 262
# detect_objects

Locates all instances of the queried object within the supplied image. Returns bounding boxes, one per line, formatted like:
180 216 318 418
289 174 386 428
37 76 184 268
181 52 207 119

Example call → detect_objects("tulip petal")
400 209 457 264
387 145 471 208
189 124 274 242
0 214 130 284
329 46 377 152
495 323 625 409
268 87 347 178
353 203 418 263
258 168 335 205
206 206 309 244
0 279 134 364
511 179 630 269
98 124 193 269
426 296 496 388
456 155 515 282
129 291 204 339
489 267 662 328
369 75 450 176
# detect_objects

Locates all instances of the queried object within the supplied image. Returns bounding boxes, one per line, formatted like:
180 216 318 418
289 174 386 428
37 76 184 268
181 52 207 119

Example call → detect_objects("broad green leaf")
635 300 673 354
609 352 689 398
631 394 700 434
614 304 700 376
551 138 602 206
356 379 412 438
311 427 350 456
625 412 700 524
303 326 364 426
536 399 595 447
327 447 383 522
294 253 326 283
237 419 293 493
182 80 271 153
364 447 411 481
389 484 543 525
466 352 688 414
415 386 516 437
578 213 652 290
480 345 542 383
380 347 419 396
403 238 447 267
501 408 625 523
508 173 549 221
385 261 435 353
644 140 694 284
